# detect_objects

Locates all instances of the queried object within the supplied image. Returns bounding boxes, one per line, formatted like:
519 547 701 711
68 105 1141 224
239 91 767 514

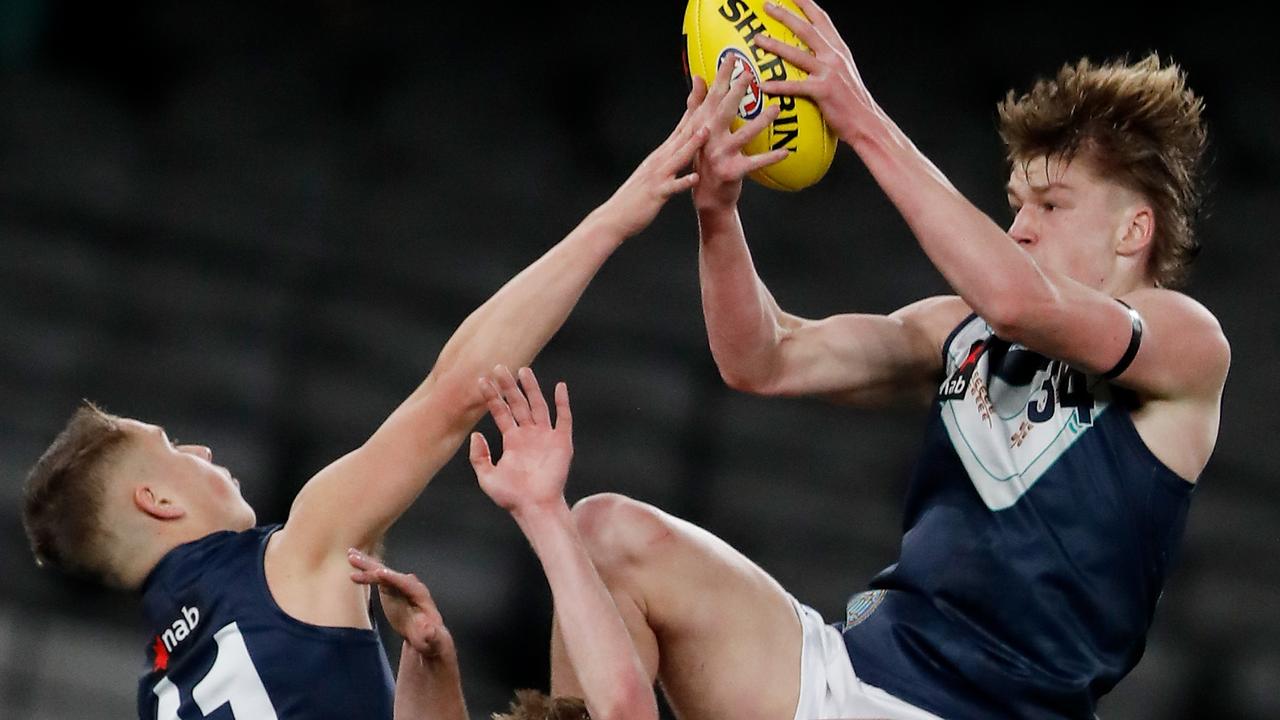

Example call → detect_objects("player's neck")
117 522 221 592
1102 263 1157 298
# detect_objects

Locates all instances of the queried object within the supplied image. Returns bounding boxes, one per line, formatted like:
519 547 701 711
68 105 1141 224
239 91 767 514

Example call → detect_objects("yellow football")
683 0 837 191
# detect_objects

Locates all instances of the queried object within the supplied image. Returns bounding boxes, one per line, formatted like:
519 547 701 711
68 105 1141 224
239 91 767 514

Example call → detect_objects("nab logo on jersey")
152 605 200 672
939 339 987 401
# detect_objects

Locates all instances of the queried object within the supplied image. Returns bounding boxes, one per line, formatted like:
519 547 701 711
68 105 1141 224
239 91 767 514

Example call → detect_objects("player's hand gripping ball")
683 0 837 191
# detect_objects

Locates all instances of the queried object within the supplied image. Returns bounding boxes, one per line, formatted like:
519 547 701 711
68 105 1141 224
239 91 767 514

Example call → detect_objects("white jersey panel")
938 317 1113 511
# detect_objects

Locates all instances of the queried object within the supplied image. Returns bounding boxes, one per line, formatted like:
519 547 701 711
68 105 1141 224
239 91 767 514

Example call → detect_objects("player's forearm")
697 205 794 393
514 501 658 720
845 106 1057 333
326 209 632 552
411 208 631 424
393 640 468 720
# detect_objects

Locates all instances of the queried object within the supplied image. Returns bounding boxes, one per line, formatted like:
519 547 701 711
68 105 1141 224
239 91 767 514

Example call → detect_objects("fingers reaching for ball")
685 0 840 192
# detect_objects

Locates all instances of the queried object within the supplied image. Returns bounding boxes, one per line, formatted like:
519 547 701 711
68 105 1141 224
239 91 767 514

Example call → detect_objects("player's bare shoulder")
1118 286 1230 402
890 295 975 354
1117 287 1228 484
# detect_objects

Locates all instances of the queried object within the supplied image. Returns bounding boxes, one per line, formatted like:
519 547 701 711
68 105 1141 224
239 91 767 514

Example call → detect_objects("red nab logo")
960 340 987 370
152 605 200 672
152 636 169 672
940 339 988 400
716 48 763 119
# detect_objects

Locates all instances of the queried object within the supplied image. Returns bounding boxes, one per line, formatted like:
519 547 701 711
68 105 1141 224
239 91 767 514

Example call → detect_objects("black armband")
1101 299 1144 380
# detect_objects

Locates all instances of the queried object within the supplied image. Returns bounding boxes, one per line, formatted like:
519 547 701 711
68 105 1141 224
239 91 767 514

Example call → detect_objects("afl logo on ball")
716 48 763 119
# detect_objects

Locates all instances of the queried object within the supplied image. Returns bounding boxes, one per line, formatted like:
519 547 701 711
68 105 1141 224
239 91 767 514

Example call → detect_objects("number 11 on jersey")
152 622 280 719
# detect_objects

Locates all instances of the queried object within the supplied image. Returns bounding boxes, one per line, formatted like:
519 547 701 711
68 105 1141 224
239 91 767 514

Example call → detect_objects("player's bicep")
1003 283 1228 402
1107 289 1230 400
277 381 481 564
769 295 970 406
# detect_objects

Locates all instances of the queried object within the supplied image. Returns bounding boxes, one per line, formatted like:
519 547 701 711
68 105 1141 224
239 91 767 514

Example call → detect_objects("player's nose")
1008 207 1037 247
180 445 213 462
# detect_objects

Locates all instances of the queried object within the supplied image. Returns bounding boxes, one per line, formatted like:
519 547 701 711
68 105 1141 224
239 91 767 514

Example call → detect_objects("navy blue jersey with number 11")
137 525 395 719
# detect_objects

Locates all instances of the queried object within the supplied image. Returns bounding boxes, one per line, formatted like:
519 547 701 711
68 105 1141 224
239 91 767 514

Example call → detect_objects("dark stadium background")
2 2 1276 718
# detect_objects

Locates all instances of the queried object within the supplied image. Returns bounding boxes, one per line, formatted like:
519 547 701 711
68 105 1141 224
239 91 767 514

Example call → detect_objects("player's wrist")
427 630 459 663
693 190 740 217
695 203 744 243
592 185 664 240
570 204 636 253
510 497 573 531
836 97 895 156
405 637 460 677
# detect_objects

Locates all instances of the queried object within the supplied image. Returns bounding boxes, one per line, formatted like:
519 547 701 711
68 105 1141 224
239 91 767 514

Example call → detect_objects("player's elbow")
718 362 797 398
980 281 1060 343
713 339 794 397
592 680 658 720
411 368 489 424
982 305 1025 341
716 363 772 396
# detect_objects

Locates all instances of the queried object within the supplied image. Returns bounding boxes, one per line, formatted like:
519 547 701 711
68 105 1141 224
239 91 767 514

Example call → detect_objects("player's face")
1005 153 1142 290
119 419 256 532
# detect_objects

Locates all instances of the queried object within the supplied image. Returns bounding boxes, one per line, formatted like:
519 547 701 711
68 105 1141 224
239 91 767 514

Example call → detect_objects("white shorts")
791 597 944 720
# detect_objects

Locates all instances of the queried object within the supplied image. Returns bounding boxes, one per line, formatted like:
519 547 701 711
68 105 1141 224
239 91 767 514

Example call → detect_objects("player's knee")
571 493 674 573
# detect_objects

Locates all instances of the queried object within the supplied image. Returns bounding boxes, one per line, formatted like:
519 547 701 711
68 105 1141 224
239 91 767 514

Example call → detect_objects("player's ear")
1117 205 1154 257
134 485 187 521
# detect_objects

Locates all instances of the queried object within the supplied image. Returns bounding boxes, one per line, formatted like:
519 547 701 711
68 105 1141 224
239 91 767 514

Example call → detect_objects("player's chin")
234 503 257 531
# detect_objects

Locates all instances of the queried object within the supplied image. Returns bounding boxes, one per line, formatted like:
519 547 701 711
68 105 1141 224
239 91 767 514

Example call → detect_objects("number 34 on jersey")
939 338 1112 511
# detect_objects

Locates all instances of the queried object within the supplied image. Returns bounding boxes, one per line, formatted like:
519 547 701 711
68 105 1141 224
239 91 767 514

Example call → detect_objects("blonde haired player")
20 60 766 720
549 0 1229 718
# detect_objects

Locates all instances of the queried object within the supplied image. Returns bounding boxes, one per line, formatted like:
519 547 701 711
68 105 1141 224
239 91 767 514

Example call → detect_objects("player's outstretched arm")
270 77 728 584
691 47 969 406
348 550 467 720
753 0 1228 409
470 366 658 720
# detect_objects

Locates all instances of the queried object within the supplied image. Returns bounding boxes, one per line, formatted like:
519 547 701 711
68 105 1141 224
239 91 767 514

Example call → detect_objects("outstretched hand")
753 0 871 145
597 43 811 234
348 549 454 659
691 51 792 211
470 366 573 516
595 78 713 238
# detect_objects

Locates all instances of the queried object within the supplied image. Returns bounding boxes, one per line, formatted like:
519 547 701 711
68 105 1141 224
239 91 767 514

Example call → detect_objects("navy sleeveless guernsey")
841 314 1194 719
137 525 395 719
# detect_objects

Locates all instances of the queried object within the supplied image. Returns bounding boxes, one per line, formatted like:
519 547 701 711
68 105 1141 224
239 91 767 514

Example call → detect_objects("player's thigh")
574 493 801 720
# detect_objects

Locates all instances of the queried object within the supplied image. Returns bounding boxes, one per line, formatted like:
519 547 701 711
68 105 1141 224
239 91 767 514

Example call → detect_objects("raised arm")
348 550 468 720
268 74 740 593
698 199 969 405
469 367 657 720
691 47 970 406
754 0 1229 403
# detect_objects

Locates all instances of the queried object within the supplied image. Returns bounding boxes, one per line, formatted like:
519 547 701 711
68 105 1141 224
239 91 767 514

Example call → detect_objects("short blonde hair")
997 53 1208 288
23 403 131 586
